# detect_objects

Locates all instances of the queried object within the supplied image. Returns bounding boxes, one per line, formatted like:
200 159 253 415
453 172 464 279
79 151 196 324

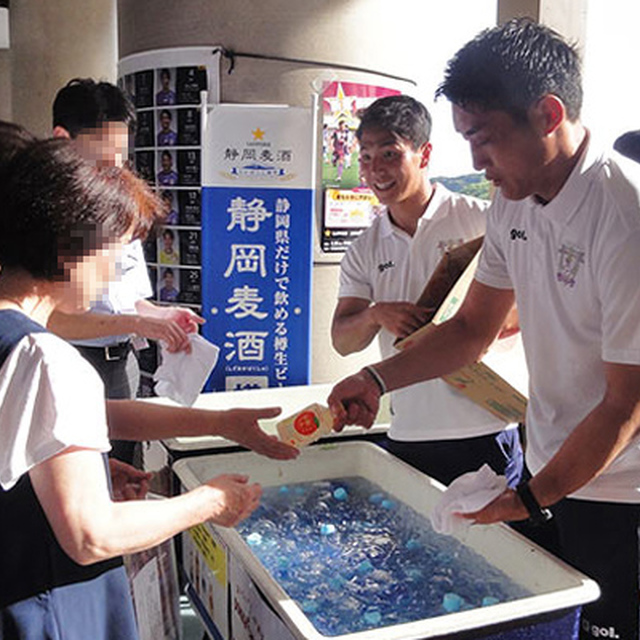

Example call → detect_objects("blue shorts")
1 566 138 640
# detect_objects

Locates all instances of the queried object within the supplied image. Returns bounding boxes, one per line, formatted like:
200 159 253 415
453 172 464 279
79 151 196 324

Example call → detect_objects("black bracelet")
516 481 553 525
363 365 387 396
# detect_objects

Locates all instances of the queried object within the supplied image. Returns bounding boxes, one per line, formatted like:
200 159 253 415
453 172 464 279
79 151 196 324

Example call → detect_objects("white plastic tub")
174 441 599 640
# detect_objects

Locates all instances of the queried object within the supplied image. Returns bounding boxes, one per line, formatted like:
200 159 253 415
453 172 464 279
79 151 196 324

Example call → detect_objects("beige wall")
118 0 421 106
4 0 117 136
311 264 381 384
0 51 11 121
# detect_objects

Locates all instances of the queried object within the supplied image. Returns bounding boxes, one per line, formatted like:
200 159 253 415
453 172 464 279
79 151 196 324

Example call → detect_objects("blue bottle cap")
363 609 382 625
246 532 263 546
442 592 464 613
320 523 336 535
333 487 348 501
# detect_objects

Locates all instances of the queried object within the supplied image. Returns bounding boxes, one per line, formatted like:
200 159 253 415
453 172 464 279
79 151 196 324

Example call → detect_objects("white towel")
153 334 219 406
430 464 507 535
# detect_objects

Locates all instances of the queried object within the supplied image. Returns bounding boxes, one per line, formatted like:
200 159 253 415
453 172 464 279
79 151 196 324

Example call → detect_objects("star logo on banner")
252 127 266 141
324 82 353 126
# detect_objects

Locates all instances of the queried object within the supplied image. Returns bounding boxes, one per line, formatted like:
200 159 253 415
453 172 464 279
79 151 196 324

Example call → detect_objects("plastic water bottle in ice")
276 403 335 447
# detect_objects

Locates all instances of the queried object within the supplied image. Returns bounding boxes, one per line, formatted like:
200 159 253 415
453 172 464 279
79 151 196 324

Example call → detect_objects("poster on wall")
118 47 220 395
321 81 400 189
321 187 384 253
320 81 402 254
202 105 314 392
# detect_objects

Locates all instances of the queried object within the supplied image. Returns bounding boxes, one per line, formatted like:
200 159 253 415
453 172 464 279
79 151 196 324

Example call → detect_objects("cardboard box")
395 239 528 424
124 538 182 640
182 520 230 637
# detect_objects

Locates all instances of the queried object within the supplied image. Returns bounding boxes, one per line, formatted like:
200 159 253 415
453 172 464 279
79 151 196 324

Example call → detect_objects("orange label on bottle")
293 411 319 436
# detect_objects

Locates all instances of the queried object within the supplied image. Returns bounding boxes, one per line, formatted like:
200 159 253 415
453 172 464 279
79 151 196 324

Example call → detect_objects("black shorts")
552 497 640 640
383 427 524 488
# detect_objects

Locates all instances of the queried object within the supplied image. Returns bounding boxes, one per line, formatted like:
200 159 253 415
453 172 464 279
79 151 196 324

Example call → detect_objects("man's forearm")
48 310 138 340
331 305 380 355
374 313 487 392
371 281 514 393
529 394 640 506
135 298 164 318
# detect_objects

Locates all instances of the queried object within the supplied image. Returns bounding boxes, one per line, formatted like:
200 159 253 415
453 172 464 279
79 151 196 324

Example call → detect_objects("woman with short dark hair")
0 133 271 639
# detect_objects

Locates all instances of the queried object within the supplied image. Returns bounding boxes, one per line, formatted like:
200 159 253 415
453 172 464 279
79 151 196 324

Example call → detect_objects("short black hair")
52 78 136 138
614 131 640 164
0 139 164 280
436 18 582 122
356 95 432 149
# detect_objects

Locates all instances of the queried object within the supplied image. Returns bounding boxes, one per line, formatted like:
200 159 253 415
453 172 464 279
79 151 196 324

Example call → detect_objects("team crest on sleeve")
557 243 585 288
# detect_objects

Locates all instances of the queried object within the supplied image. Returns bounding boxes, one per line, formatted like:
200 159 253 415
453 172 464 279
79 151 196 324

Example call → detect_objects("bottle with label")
276 403 335 448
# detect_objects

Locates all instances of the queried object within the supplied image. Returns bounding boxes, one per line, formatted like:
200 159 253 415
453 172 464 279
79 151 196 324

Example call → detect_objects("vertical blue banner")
201 105 314 391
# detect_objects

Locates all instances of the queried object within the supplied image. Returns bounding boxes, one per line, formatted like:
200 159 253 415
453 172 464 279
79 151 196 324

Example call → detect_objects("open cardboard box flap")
395 237 527 424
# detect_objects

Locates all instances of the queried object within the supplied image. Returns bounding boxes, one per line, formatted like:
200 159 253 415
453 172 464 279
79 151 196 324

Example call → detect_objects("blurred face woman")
0 135 160 638
0 127 280 640
0 138 157 318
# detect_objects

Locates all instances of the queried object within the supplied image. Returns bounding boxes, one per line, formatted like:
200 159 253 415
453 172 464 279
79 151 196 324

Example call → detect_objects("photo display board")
119 47 220 311
118 47 220 395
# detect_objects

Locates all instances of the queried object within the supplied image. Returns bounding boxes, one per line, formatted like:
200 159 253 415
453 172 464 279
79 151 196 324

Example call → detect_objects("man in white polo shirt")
329 20 640 639
331 95 526 487
48 78 203 464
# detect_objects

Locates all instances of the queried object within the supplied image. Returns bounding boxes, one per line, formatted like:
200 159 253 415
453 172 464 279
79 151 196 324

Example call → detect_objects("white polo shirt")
475 138 640 503
339 183 528 441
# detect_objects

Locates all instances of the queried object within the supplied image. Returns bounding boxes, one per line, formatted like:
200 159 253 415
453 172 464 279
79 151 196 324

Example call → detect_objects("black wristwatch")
516 481 553 525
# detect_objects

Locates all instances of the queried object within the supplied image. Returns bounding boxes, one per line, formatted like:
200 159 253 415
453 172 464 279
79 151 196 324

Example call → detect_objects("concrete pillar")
0 51 11 121
497 0 540 23
4 0 117 136
497 0 587 49
118 0 421 107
